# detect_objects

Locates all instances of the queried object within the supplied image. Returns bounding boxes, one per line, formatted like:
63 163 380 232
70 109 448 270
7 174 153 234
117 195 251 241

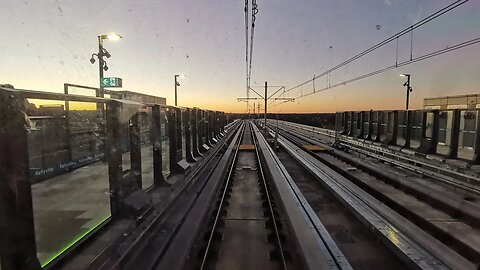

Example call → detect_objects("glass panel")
65 85 98 97
161 107 170 176
26 98 110 267
346 113 351 133
190 113 194 154
118 104 145 178
140 107 154 190
202 113 207 145
396 111 407 147
425 112 434 139
459 110 476 160
363 112 370 139
120 116 132 170
371 112 378 137
355 113 362 136
387 113 394 134
379 112 387 141
437 111 451 156
411 111 422 149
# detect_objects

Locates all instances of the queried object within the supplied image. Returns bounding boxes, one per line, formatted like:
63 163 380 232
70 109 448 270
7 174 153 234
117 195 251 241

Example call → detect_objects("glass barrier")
65 85 98 97
345 112 351 134
458 110 476 160
354 112 362 136
379 112 387 141
202 116 207 145
161 107 170 176
181 111 187 160
190 117 194 155
410 111 422 149
437 111 452 156
140 108 154 190
27 98 110 267
363 112 370 139
397 111 408 147
371 112 378 138
425 112 435 139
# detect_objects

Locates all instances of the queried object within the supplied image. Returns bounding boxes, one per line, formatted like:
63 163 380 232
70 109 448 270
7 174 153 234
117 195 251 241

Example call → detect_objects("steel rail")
199 122 246 270
273 120 480 195
252 122 289 270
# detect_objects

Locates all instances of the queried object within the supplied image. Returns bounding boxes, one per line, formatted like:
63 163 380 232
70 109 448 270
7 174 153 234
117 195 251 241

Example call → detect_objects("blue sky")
0 0 479 112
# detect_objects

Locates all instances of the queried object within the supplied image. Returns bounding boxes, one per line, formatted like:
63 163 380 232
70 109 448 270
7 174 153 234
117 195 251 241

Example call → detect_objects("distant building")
424 93 480 109
39 104 65 116
106 90 167 105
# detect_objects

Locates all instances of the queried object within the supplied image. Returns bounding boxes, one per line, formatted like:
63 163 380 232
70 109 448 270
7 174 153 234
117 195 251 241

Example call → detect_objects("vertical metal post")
405 110 413 148
98 36 105 98
264 81 267 130
405 75 411 110
174 75 178 107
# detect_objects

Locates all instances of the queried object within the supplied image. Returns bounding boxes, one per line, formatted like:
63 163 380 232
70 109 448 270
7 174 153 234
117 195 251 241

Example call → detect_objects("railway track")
266 121 480 269
197 122 290 270
273 120 480 197
275 147 409 269
106 120 353 270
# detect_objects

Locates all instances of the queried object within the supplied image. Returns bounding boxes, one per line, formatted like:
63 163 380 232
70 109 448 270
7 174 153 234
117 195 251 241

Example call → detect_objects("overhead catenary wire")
245 0 249 101
247 0 258 92
271 36 480 108
280 0 470 96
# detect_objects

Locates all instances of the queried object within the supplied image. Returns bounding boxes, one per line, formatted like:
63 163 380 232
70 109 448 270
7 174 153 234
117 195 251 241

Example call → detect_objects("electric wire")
281 0 470 95
272 36 480 108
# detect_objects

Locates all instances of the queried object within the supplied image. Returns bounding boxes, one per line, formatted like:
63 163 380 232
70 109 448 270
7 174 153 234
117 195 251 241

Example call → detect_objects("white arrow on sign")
102 78 109 85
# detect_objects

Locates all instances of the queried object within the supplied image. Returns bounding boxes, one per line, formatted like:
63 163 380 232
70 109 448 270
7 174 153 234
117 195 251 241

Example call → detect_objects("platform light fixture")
174 74 187 106
90 32 123 100
400 74 413 110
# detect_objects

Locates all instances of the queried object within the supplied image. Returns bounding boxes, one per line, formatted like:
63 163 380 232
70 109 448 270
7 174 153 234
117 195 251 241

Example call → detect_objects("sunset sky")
1 0 479 113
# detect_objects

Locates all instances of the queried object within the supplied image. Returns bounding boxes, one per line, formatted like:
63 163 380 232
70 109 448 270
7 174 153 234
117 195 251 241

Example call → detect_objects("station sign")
101 77 122 87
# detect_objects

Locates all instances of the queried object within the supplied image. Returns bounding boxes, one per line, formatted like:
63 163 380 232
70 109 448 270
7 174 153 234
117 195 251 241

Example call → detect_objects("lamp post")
400 74 413 110
90 33 123 98
174 74 186 106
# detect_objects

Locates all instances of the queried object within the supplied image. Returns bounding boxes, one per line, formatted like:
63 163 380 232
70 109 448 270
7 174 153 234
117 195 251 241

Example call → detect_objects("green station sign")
101 77 122 87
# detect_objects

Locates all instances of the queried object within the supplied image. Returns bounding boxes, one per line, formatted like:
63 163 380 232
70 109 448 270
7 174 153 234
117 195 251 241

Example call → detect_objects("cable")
281 0 470 95
245 0 249 111
271 36 480 108
247 0 258 91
